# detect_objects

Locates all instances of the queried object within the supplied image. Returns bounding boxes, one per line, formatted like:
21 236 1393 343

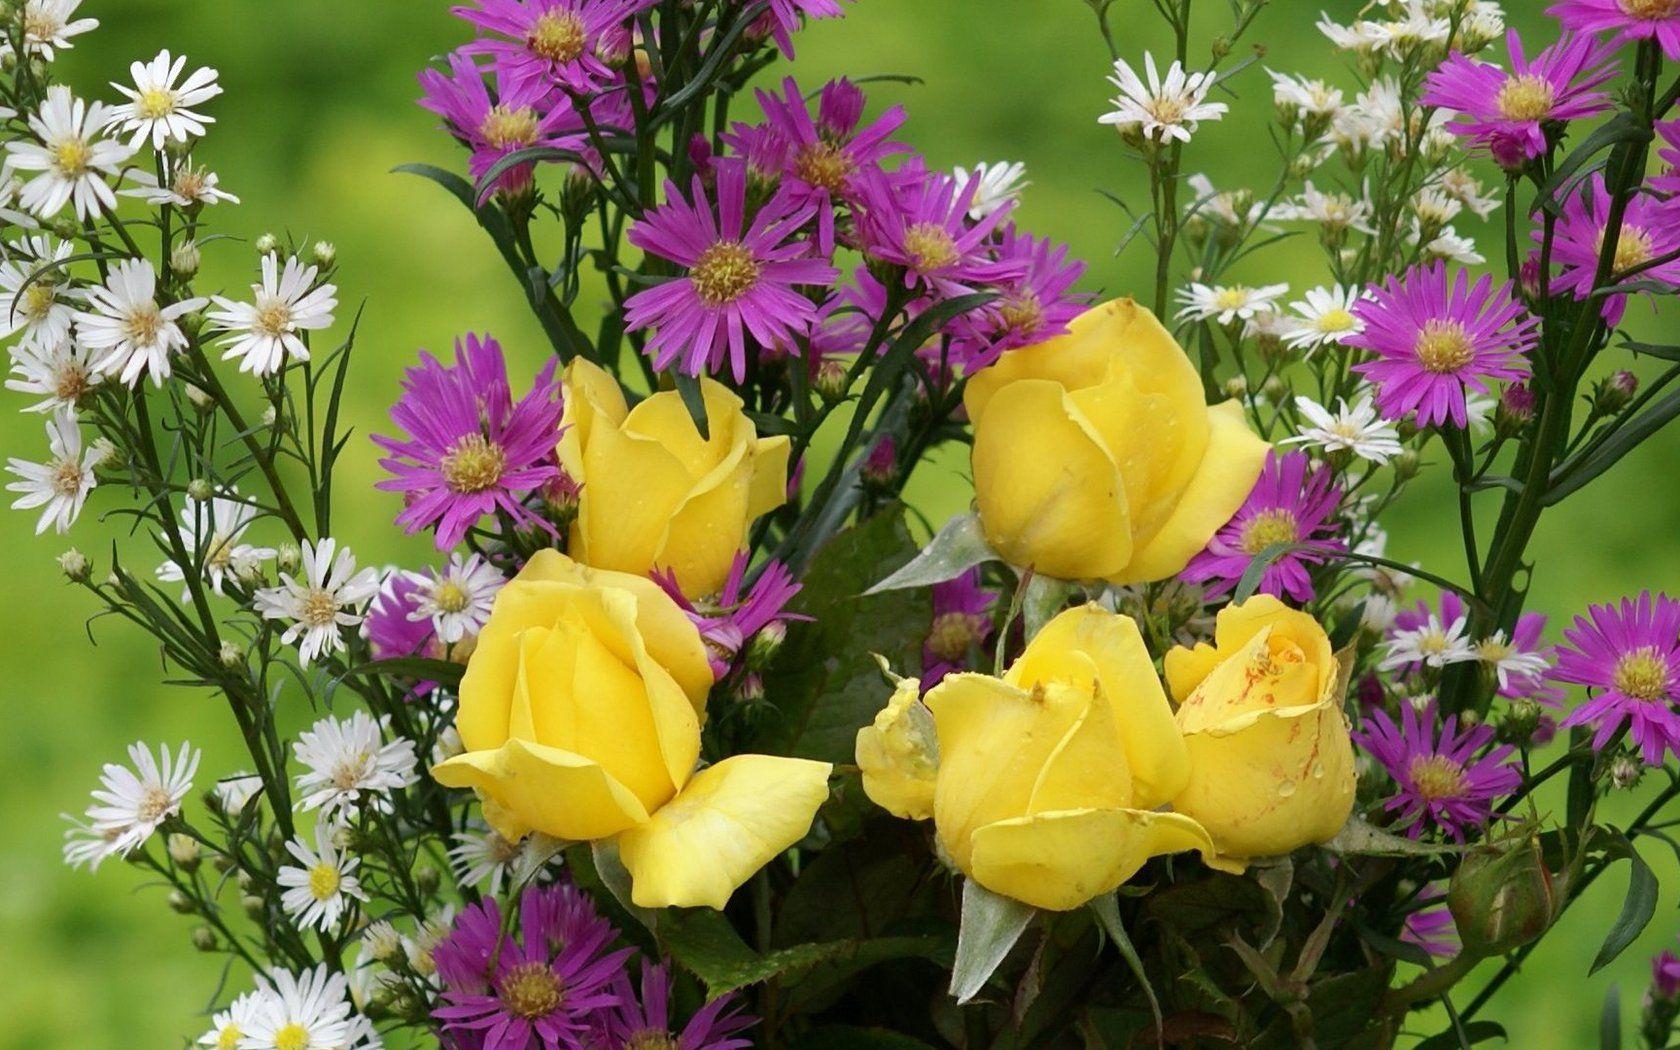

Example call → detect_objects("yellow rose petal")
856 678 939 821
431 738 650 842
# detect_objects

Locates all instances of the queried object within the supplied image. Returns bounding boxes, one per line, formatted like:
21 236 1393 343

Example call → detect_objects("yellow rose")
431 549 831 909
1164 595 1357 863
964 298 1268 584
856 676 938 820
559 359 790 598
864 604 1232 911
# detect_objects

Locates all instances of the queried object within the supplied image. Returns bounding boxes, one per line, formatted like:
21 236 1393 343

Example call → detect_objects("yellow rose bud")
856 677 939 820
964 298 1269 584
864 604 1232 911
432 549 831 909
1164 595 1357 863
559 359 791 598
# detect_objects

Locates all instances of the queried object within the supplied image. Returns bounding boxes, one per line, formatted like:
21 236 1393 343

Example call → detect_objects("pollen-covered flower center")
51 456 85 496
273 1022 312 1050
903 222 960 273
1601 225 1656 273
927 611 984 662
1619 0 1680 19
1414 320 1474 374
1214 287 1253 312
137 87 179 119
123 301 165 347
55 363 90 403
529 11 587 62
23 12 64 41
1314 307 1356 333
441 433 508 494
253 296 294 337
996 292 1044 334
480 105 540 149
1145 93 1191 127
23 282 58 320
307 861 341 900
173 168 209 200
1613 647 1670 702
624 1032 681 1050
691 240 761 306
300 588 340 629
215 1024 242 1050
1407 754 1469 800
331 755 370 791
136 784 175 823
1495 75 1556 123
1475 637 1514 663
52 137 91 176
499 961 564 1019
1238 508 1299 555
793 142 854 191
433 580 471 614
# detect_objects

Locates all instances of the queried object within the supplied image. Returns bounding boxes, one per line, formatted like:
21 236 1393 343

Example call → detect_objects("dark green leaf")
1548 388 1680 504
1591 844 1657 974
337 656 464 689
671 371 710 441
660 909 941 999
1234 543 1292 602
1600 983 1622 1050
1091 894 1162 1037
1412 1019 1508 1049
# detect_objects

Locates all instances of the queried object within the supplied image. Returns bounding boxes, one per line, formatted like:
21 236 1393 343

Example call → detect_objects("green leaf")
864 511 994 594
1414 1021 1509 1049
588 840 659 934
1600 982 1622 1050
1324 816 1464 858
1591 842 1657 975
1090 893 1162 1037
951 878 1035 1004
672 370 710 441
1022 575 1078 639
751 509 930 763
1145 870 1279 942
1234 543 1292 602
337 656 464 690
1548 387 1680 505
659 909 943 999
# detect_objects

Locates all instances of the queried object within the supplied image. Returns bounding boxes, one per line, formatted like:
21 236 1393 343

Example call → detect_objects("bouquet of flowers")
17 0 1680 1044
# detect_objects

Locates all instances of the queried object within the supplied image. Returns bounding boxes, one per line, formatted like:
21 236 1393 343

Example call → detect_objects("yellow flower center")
1408 754 1469 800
529 11 587 62
793 142 854 191
123 301 165 347
1613 647 1670 702
1314 307 1356 334
137 87 178 120
215 1023 242 1050
441 433 508 494
135 784 175 823
1214 287 1253 312
1495 75 1556 123
300 588 340 629
52 137 91 176
1599 225 1656 273
173 168 208 200
996 292 1044 334
1238 508 1298 555
499 961 564 1019
1413 320 1474 374
927 611 984 663
205 532 237 572
480 105 540 149
1145 94 1191 127
625 1032 681 1050
903 222 960 273
690 240 761 306
307 861 341 901
51 457 85 496
54 364 90 403
253 297 293 337
23 12 62 41
1475 637 1514 663
1620 0 1680 18
274 1022 312 1050
22 282 57 320
433 579 471 614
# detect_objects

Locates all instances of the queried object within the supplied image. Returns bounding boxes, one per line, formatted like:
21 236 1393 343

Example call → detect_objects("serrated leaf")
951 878 1035 1004
864 512 995 594
660 909 941 999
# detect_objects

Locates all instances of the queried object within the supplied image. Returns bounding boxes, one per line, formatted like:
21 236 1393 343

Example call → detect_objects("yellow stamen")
903 223 960 273
1238 508 1298 555
441 434 508 494
1413 320 1474 374
690 241 761 306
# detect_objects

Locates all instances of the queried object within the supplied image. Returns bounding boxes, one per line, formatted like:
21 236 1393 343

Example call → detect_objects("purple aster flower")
1181 450 1345 603
373 333 562 550
418 50 587 198
856 168 1024 298
742 77 907 253
1548 0 1680 60
1550 591 1680 765
922 568 996 689
653 553 805 680
1423 30 1616 167
750 0 848 57
1653 119 1680 194
453 0 652 97
434 881 630 1050
1654 947 1680 1000
1540 172 1680 324
597 958 755 1049
946 226 1087 371
624 159 839 380
1354 701 1522 841
364 573 438 661
1350 263 1538 429
1401 885 1460 959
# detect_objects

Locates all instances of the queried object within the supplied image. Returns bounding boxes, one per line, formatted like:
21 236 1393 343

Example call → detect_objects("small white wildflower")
278 819 366 932
1175 282 1288 325
406 552 505 644
63 741 199 868
292 710 418 816
6 337 99 413
1099 54 1227 144
0 234 83 347
6 406 97 533
5 86 132 220
253 538 380 666
953 160 1027 220
74 258 208 388
1381 614 1479 671
1284 395 1403 463
1283 285 1367 350
7 0 98 61
106 49 222 150
207 254 337 376
155 489 275 597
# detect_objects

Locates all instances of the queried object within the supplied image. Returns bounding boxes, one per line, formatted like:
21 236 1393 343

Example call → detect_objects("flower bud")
1595 370 1639 414
186 478 213 502
167 832 201 871
1449 836 1557 956
88 436 119 470
745 620 786 669
1222 375 1250 400
1495 383 1535 438
277 543 302 574
415 866 441 895
168 889 196 914
242 895 266 920
1497 698 1541 746
310 240 336 267
1610 753 1643 791
57 548 90 582
860 435 898 487
736 671 765 704
170 240 201 277
219 641 245 668
1392 448 1421 481
261 405 278 427
191 926 218 951
254 232 278 256
1260 375 1289 404
362 921 404 966
184 383 215 413
814 359 849 403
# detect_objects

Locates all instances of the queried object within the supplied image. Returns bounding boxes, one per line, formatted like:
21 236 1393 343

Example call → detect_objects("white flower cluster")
199 966 380 1050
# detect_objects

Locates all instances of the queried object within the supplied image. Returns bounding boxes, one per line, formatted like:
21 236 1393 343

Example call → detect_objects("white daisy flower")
6 337 98 413
75 258 208 388
1373 1 1450 56
0 235 83 347
1381 613 1479 671
1316 14 1387 53
106 49 222 151
1411 186 1463 230
0 175 42 229
253 538 380 666
953 160 1027 220
1281 181 1374 235
406 552 504 644
1186 173 1264 227
6 407 98 533
1098 54 1227 144
1438 168 1500 221
207 254 336 376
1415 223 1486 266
5 86 133 220
1284 395 1403 463
431 724 464 767
1266 70 1344 121
68 741 199 865
448 825 528 892
1175 282 1288 325
242 965 374 1050
1361 592 1400 633
60 815 120 870
278 820 367 932
1283 285 1367 350
7 0 98 61
155 490 276 598
198 991 266 1050
1474 630 1552 691
292 710 418 816
121 160 239 207
213 773 265 816
405 908 457 979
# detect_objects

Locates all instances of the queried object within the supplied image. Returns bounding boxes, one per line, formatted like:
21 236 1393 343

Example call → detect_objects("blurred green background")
3 0 1679 1045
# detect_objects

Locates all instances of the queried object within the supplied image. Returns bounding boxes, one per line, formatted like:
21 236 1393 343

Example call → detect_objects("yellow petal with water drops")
971 378 1131 581
1163 642 1222 705
964 298 1139 423
620 380 741 480
660 451 756 598
1208 593 1336 703
430 738 650 842
1112 400 1268 585
856 678 939 821
747 434 792 519
617 754 833 909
